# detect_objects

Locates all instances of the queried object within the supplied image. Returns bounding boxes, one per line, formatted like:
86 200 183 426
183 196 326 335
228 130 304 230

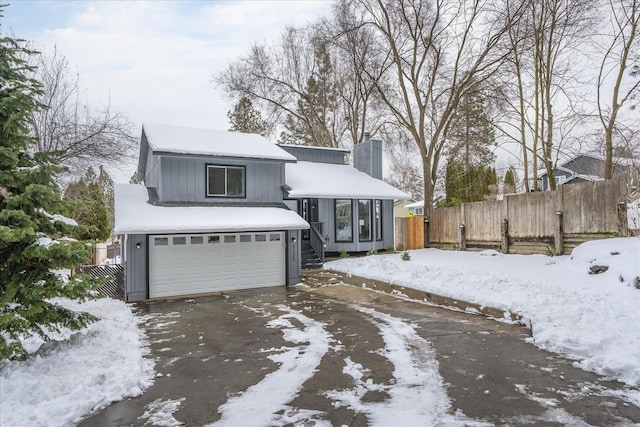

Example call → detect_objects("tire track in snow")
209 306 331 427
327 306 490 427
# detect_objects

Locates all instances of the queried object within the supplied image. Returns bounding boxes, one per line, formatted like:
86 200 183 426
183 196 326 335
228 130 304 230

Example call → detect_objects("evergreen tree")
503 167 517 194
129 171 141 184
0 14 99 360
227 96 267 135
279 39 337 146
63 167 111 241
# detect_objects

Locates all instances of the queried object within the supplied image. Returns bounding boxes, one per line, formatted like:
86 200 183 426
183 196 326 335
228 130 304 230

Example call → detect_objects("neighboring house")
537 153 638 192
405 200 425 216
114 124 408 301
394 199 415 218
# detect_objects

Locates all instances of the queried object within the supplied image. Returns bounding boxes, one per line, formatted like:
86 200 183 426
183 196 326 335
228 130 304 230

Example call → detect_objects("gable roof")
285 161 410 199
142 123 297 162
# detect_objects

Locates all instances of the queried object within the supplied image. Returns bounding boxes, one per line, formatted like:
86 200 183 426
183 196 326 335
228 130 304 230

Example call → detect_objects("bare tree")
215 26 347 147
596 0 640 179
28 48 136 179
343 0 523 217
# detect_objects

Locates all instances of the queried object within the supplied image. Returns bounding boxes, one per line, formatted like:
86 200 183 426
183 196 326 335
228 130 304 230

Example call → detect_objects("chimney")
354 132 382 179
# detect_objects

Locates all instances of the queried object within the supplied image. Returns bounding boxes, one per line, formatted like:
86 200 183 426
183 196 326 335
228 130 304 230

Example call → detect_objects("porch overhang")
285 161 410 200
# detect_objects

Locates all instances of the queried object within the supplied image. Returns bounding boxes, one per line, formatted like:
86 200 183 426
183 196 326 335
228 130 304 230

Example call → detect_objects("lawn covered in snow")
326 237 640 387
0 298 154 426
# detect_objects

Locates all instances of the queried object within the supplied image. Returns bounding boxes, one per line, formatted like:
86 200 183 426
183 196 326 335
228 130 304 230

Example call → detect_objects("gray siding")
318 198 394 253
159 156 285 204
125 234 148 301
145 150 161 193
354 138 382 179
286 229 302 284
279 145 347 164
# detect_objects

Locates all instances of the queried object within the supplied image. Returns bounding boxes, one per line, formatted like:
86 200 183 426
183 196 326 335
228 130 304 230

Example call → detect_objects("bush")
401 251 411 261
339 249 349 258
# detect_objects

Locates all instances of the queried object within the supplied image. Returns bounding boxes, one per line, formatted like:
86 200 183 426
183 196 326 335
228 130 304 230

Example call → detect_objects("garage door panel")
149 232 285 298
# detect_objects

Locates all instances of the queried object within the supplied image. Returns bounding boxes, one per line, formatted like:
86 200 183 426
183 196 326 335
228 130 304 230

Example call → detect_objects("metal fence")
79 264 124 300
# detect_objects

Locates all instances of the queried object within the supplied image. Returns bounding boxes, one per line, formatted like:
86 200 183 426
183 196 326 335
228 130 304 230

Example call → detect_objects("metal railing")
309 222 325 262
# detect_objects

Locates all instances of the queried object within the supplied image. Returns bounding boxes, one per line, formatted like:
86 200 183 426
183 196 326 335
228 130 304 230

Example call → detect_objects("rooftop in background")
142 123 297 162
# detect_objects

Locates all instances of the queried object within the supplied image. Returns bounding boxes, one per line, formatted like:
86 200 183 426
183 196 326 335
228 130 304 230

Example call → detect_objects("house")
114 124 408 301
394 199 415 219
537 153 638 192
405 200 425 216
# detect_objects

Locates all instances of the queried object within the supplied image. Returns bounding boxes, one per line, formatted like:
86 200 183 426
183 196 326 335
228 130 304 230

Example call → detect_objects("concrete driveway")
81 281 640 426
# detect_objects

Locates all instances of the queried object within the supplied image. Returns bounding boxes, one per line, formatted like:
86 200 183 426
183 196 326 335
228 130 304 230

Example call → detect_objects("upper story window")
206 165 245 197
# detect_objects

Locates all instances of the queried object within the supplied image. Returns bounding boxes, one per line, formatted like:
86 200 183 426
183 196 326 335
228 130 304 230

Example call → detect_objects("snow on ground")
0 298 155 427
326 237 640 387
326 307 489 427
210 306 331 427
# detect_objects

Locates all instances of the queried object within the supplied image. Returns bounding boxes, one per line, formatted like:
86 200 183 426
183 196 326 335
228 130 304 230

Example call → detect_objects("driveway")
81 282 640 426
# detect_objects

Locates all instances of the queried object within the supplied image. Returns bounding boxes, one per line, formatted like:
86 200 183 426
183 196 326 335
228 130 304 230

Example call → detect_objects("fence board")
396 178 627 254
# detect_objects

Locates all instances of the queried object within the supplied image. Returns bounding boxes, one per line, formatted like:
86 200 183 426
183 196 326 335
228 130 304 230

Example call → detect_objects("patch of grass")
339 249 350 258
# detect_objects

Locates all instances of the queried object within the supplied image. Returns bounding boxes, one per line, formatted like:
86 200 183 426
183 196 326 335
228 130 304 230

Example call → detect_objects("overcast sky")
2 0 332 180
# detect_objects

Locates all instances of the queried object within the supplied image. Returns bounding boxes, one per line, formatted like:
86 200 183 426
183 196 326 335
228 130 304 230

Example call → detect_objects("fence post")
555 211 564 255
501 219 509 254
459 223 466 251
423 218 430 248
618 202 629 237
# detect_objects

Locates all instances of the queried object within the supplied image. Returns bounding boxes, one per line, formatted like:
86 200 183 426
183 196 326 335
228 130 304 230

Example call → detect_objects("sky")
1 0 332 181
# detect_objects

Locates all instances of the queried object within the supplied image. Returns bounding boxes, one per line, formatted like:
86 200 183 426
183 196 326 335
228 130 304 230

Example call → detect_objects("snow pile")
0 298 155 426
326 237 640 386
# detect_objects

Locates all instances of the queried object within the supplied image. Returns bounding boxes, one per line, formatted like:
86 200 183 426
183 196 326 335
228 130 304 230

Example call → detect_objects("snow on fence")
396 178 629 255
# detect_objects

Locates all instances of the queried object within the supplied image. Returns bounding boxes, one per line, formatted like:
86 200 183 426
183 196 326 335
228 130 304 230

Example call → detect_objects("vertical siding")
125 234 148 301
145 151 161 192
286 229 302 284
279 146 346 164
159 156 284 204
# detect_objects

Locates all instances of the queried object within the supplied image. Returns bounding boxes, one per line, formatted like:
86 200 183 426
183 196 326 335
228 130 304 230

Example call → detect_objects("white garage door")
149 232 285 298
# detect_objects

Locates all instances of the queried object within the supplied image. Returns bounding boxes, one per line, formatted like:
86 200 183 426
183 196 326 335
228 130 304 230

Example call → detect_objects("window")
173 236 186 245
375 200 382 241
335 199 353 242
269 234 281 241
415 207 424 216
240 234 252 243
191 236 204 244
224 235 236 243
255 234 266 242
208 236 220 244
206 165 245 197
154 237 168 246
358 200 372 241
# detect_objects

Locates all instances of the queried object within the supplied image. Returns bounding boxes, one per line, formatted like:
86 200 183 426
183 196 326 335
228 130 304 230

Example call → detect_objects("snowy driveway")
81 284 639 426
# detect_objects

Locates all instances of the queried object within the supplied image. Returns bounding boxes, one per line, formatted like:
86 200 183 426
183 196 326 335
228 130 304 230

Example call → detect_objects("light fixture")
136 243 141 249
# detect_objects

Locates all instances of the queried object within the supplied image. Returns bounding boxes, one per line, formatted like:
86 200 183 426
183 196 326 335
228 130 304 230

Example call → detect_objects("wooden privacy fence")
396 178 629 255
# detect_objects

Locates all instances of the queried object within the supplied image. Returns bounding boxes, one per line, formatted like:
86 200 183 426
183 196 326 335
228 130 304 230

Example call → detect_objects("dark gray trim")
205 164 246 198
154 150 296 163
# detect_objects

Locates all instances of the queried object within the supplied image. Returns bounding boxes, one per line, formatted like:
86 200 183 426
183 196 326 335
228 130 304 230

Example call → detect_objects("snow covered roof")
405 200 424 209
142 123 297 162
114 184 309 234
285 161 410 200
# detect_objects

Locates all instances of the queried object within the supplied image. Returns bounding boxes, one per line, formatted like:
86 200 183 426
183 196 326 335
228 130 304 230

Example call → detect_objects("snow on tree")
0 13 100 360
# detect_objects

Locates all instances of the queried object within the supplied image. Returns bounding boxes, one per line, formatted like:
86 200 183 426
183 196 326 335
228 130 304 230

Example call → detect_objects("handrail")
309 222 325 263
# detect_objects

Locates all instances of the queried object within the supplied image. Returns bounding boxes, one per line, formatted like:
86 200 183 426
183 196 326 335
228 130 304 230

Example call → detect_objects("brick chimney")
354 132 382 179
